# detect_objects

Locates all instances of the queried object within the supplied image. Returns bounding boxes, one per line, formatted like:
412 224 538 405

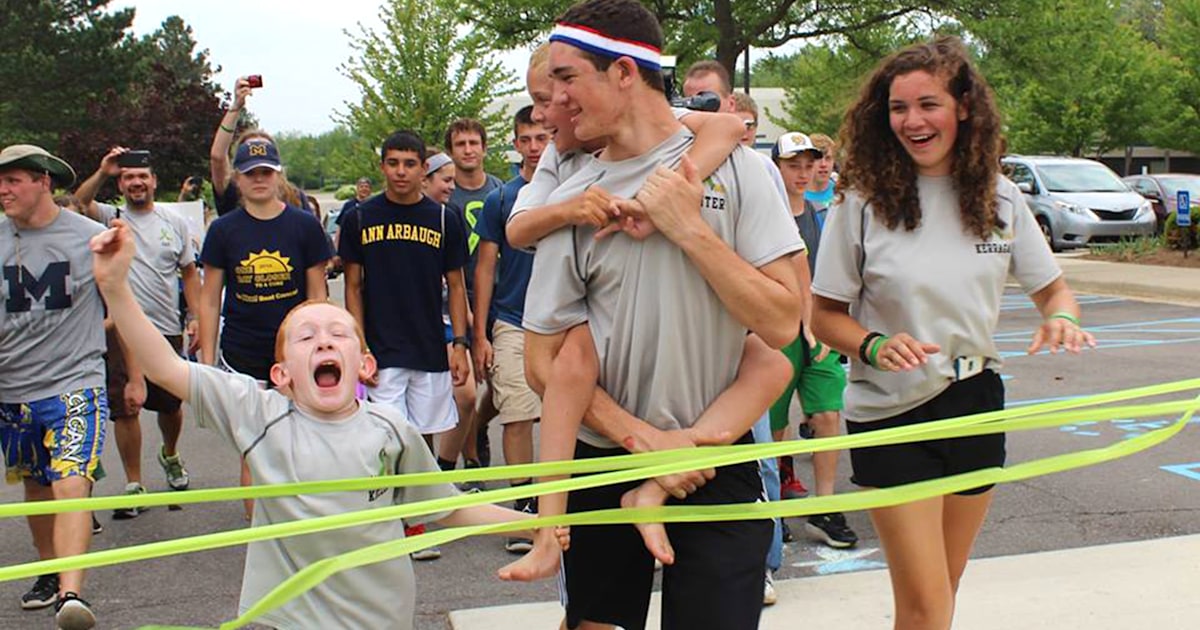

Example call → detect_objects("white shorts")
369 368 458 434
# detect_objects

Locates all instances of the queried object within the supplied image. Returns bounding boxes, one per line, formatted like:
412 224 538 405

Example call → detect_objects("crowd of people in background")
0 1 1096 629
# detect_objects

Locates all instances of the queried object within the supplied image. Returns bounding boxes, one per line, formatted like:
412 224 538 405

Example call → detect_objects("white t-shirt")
812 175 1061 422
188 364 457 629
96 203 194 335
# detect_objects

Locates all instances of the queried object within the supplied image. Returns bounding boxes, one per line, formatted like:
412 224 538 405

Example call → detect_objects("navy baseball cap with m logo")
234 140 282 173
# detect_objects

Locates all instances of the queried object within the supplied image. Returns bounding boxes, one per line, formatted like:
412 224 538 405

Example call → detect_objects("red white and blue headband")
548 23 662 72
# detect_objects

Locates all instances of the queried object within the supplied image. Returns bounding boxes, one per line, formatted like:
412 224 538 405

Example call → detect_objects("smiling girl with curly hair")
811 36 1095 629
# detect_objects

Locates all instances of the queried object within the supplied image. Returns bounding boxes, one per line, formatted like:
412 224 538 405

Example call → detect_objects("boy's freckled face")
273 303 373 415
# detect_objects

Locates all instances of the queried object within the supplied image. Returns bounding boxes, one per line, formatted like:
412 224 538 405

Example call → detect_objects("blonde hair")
529 43 549 72
810 133 836 155
731 92 758 118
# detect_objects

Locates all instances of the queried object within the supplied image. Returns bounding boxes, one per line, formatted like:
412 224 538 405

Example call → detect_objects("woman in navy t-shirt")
198 139 331 382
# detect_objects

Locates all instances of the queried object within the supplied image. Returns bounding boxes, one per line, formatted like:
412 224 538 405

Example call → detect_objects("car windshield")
1159 176 1200 199
1037 163 1129 193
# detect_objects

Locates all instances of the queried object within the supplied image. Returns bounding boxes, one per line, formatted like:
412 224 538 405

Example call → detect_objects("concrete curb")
448 535 1200 629
1057 257 1200 305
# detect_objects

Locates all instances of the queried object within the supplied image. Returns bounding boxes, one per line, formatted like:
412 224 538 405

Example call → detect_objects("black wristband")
859 331 885 366
451 336 470 349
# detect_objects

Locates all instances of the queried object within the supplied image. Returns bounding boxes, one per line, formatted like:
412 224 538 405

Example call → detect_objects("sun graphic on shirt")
239 250 294 274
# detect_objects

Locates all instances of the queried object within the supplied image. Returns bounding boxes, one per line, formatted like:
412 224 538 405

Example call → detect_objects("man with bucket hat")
0 144 105 629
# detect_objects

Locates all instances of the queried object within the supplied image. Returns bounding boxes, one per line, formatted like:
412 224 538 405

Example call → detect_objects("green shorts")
769 335 846 432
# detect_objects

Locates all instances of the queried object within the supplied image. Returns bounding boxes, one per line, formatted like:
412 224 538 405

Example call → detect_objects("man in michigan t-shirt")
340 130 470 439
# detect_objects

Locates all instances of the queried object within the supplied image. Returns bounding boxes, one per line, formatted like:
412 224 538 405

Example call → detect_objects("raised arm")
210 77 251 196
91 222 191 399
678 111 745 179
76 148 127 221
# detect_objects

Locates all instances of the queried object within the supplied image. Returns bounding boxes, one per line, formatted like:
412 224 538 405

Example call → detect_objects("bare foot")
498 534 562 582
621 482 675 566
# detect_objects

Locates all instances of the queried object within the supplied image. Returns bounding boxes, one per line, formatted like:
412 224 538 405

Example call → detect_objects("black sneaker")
806 512 858 549
91 514 102 535
458 459 485 493
20 573 59 609
54 592 96 630
781 519 794 543
504 497 536 554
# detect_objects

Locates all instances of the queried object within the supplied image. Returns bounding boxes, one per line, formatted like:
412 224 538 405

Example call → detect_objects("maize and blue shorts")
1 388 107 486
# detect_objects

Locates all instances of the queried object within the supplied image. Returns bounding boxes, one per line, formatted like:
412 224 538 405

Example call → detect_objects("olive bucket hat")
0 144 77 188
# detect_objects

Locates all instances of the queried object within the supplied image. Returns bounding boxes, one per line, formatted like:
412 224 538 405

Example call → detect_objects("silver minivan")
1002 156 1156 251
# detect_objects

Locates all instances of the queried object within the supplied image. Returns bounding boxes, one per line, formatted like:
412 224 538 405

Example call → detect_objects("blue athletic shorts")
1 388 107 486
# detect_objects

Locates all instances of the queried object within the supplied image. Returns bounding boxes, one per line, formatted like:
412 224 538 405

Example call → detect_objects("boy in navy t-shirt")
340 130 470 442
198 139 331 382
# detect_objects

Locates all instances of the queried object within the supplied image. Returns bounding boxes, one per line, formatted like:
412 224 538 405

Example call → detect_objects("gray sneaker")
158 447 190 490
112 483 148 520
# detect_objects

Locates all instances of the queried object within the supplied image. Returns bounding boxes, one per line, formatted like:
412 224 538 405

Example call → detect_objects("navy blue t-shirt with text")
339 194 467 372
200 205 332 361
474 176 533 328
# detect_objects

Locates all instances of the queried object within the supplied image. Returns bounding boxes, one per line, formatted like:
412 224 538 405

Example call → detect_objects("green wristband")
220 122 237 133
1050 312 1081 326
868 334 888 367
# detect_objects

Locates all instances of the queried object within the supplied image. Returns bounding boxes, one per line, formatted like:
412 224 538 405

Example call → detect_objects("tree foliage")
468 0 1014 85
338 0 519 177
0 2 225 197
275 127 373 190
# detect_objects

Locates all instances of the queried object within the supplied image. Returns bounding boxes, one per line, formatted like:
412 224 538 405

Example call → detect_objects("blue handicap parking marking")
1161 462 1200 482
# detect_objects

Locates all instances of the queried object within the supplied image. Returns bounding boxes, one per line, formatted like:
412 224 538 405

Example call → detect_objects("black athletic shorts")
845 370 1006 496
563 433 772 630
219 347 274 384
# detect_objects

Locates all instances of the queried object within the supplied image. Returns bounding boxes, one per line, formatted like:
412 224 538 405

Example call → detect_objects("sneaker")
458 459 485 493
158 446 190 490
797 422 815 440
806 512 859 549
763 571 778 606
779 457 809 499
91 514 102 535
20 573 59 609
504 497 535 554
406 524 441 561
781 519 795 543
54 592 95 630
112 483 148 520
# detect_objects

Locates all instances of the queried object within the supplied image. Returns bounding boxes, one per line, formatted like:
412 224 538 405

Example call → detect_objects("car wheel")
1037 216 1060 252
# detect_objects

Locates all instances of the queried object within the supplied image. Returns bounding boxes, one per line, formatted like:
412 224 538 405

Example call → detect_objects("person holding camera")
76 147 201 517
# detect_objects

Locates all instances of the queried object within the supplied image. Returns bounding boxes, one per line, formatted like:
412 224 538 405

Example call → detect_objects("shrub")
1164 212 1199 251
334 184 357 201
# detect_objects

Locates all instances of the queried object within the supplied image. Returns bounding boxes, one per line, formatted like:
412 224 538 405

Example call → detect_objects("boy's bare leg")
500 325 596 581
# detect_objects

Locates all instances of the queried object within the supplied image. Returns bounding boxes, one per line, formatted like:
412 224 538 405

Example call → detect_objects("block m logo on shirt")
3 262 71 312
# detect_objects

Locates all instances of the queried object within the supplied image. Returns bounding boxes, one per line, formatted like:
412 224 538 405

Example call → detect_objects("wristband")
451 336 470 349
1050 312 1081 327
219 123 237 134
858 331 885 366
868 335 888 368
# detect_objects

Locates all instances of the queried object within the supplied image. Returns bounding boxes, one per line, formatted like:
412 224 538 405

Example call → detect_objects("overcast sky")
116 0 531 135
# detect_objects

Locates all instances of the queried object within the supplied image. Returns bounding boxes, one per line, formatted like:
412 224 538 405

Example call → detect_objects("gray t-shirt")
523 129 804 447
188 364 458 629
96 203 194 335
812 175 1062 422
0 209 106 402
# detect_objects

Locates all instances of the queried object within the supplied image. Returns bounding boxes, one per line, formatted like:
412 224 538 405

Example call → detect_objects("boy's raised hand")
90 219 136 293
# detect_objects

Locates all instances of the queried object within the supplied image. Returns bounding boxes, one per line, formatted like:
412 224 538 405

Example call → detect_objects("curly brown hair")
837 36 1004 240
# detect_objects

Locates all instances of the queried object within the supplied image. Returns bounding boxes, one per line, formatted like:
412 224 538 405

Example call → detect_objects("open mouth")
313 361 342 388
908 133 935 149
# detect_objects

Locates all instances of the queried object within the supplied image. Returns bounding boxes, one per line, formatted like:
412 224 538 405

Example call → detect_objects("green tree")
0 0 141 148
276 127 376 190
469 0 1017 85
56 15 226 200
760 19 940 137
970 0 1177 158
1156 0 1200 152
338 0 518 176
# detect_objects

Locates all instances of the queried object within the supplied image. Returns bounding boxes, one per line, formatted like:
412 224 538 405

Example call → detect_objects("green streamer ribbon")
0 378 1193 629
